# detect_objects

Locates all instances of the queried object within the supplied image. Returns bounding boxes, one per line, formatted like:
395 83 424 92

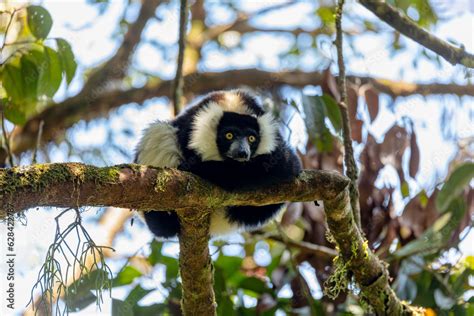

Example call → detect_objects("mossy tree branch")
0 163 418 314
359 0 474 68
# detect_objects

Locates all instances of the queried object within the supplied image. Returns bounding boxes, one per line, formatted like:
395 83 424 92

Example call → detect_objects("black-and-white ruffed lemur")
135 90 302 238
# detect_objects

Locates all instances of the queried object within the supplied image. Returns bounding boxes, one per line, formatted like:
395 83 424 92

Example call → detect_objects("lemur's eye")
225 132 234 140
248 135 256 143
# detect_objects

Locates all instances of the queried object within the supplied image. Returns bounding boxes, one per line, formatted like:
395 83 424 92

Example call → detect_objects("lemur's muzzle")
227 138 251 162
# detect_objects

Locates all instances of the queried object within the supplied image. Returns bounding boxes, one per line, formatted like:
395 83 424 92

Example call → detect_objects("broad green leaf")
2 59 24 103
316 7 335 25
67 270 111 295
214 266 226 303
239 277 270 295
3 103 26 125
392 197 466 259
436 162 474 213
112 299 133 316
56 38 77 85
215 255 242 276
217 295 235 316
65 292 97 313
401 182 410 198
38 46 62 97
65 291 97 313
147 239 162 265
112 266 142 287
161 256 179 280
125 284 153 306
302 95 333 152
321 94 342 132
215 255 244 285
20 55 39 102
66 270 111 312
27 5 53 40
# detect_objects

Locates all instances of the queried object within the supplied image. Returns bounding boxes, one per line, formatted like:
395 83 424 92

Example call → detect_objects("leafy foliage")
1 5 77 125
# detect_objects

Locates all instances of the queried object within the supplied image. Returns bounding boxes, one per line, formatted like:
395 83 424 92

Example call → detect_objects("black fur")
142 91 301 238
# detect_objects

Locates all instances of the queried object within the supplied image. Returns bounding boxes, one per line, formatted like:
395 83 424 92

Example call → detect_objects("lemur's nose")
236 150 248 159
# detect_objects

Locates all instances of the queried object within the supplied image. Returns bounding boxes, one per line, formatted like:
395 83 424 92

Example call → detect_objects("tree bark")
178 208 216 316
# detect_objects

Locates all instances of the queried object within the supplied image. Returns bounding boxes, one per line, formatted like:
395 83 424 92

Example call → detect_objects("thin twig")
335 0 361 229
276 222 317 316
32 120 44 164
0 9 19 57
172 0 188 115
1 109 14 167
266 235 337 259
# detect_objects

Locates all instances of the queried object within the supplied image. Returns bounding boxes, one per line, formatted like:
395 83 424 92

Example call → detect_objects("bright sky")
0 1 473 315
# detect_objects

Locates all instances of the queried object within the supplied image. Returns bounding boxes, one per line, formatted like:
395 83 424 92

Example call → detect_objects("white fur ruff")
188 102 225 161
136 121 182 167
255 112 279 155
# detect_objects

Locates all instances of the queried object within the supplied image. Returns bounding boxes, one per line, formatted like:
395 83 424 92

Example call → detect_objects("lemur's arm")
185 139 301 191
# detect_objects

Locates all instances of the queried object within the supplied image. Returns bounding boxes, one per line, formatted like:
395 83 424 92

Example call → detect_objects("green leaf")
215 255 242 277
239 277 270 295
20 55 40 102
68 270 111 294
401 182 410 198
321 94 342 132
66 292 97 313
27 5 53 40
125 284 153 306
147 239 162 265
3 103 26 125
113 266 142 287
37 46 62 97
392 197 466 259
2 58 24 103
161 256 179 280
66 270 111 312
316 7 335 25
302 95 333 152
114 287 154 316
56 38 77 85
112 299 133 316
436 162 474 213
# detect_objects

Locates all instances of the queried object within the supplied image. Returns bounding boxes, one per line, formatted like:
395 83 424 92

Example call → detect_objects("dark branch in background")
4 70 474 163
82 0 162 91
335 0 361 229
359 0 474 68
172 0 188 115
0 163 419 313
267 235 337 260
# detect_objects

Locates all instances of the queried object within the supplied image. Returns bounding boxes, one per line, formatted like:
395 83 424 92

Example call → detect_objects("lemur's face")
216 112 260 162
